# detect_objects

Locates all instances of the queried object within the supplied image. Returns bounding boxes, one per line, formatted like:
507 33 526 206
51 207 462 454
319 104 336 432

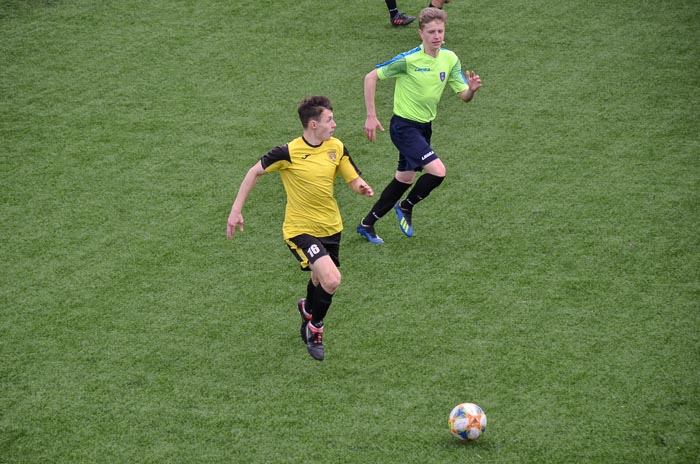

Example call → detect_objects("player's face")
315 109 336 141
419 20 445 53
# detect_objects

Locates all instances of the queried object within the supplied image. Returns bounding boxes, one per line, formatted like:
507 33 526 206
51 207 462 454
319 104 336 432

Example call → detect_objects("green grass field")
1 0 698 462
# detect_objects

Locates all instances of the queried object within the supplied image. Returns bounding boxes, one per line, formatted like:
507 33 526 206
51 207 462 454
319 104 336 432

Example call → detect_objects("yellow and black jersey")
261 136 361 240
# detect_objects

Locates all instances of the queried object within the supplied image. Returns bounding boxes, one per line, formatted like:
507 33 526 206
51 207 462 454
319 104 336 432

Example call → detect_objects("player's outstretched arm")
227 161 266 239
459 70 482 103
349 177 374 197
364 69 385 142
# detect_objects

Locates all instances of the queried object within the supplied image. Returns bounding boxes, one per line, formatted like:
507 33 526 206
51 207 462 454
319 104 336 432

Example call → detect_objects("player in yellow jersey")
227 96 374 361
358 7 481 244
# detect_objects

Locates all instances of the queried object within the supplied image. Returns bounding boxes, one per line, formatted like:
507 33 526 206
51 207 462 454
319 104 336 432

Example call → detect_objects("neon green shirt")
376 45 468 123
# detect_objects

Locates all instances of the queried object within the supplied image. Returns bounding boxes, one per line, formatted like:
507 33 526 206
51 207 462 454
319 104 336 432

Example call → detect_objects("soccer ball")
448 403 487 441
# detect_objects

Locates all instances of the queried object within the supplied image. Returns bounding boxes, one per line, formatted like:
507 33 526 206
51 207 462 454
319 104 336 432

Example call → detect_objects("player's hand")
227 211 244 239
365 115 384 142
351 177 375 197
466 70 481 92
359 183 374 197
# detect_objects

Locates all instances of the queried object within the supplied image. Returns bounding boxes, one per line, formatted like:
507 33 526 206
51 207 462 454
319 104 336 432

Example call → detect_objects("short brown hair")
298 96 333 128
418 7 447 29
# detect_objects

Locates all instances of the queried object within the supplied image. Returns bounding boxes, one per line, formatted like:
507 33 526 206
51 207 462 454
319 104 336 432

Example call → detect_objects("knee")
395 171 416 184
322 271 341 294
432 164 446 178
425 159 446 177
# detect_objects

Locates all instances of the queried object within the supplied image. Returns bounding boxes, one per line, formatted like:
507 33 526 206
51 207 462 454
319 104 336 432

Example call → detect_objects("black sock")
398 198 414 212
385 0 398 17
305 279 316 314
311 285 334 325
363 178 412 225
404 173 444 207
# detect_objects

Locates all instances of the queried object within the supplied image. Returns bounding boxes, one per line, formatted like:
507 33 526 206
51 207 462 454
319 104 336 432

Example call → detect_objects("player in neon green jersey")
227 96 375 361
357 7 481 244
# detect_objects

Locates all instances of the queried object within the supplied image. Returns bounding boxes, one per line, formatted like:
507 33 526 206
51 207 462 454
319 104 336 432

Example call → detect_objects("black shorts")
390 115 438 171
286 232 341 271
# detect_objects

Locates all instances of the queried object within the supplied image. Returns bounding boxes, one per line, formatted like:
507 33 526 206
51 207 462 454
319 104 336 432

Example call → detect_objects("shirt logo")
440 72 446 82
415 67 431 72
301 154 311 159
328 151 337 162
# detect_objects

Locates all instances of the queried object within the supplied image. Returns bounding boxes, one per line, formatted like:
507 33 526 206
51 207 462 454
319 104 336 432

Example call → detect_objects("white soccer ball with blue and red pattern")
448 402 487 441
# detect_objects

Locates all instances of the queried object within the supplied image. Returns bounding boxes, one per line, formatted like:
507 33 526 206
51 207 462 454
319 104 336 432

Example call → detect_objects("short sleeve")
261 145 290 172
